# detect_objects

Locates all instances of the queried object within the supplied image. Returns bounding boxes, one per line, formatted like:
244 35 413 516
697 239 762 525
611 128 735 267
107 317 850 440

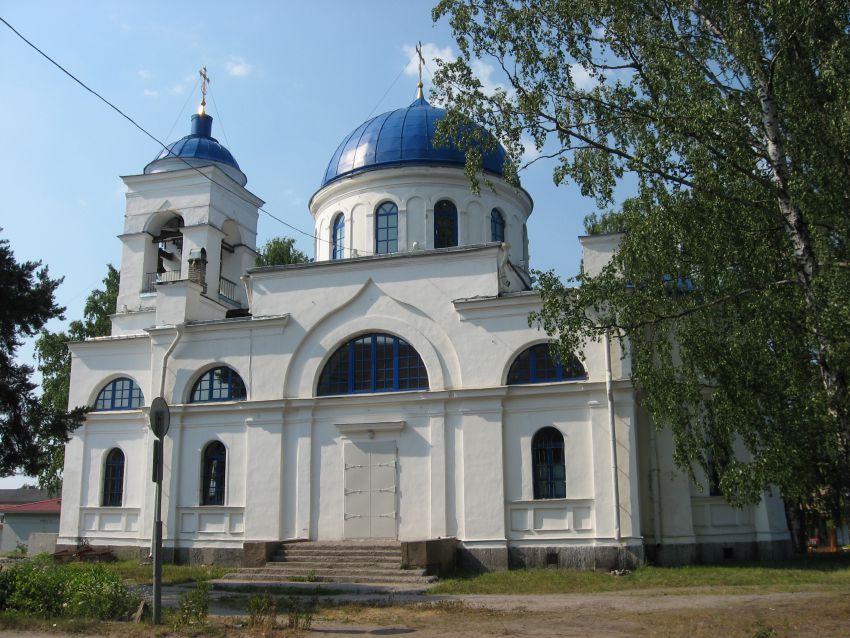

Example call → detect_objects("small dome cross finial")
198 66 210 115
415 41 425 99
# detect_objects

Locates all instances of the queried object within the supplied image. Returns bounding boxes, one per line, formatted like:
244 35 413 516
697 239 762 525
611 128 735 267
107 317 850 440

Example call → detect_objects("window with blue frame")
317 333 429 396
190 366 247 402
102 448 125 507
491 209 505 243
375 202 398 254
434 200 458 248
332 213 345 259
532 427 566 499
507 344 586 384
94 377 144 410
201 441 226 506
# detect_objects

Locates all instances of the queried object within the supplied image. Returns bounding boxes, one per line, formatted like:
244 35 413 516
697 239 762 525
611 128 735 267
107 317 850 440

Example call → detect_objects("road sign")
149 397 170 439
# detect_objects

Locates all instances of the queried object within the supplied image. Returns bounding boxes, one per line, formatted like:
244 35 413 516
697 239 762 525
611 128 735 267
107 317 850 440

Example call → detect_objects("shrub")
0 558 137 620
247 593 276 630
175 581 210 625
283 593 316 630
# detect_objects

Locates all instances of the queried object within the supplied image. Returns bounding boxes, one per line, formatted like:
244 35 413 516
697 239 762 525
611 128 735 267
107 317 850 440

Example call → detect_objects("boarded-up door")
343 441 397 539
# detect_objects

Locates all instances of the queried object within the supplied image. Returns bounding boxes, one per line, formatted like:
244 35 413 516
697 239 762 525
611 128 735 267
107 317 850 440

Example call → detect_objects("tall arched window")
491 209 505 243
375 202 399 254
94 377 144 411
317 333 429 396
507 344 586 384
434 200 458 248
102 448 125 507
201 441 226 506
332 213 346 259
532 427 566 499
190 366 247 402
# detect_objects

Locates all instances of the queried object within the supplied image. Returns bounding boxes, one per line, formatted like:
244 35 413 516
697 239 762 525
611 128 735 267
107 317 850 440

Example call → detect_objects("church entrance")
343 441 397 539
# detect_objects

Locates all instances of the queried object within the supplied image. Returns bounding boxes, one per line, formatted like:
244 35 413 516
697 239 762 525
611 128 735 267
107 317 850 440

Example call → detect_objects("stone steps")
218 540 435 587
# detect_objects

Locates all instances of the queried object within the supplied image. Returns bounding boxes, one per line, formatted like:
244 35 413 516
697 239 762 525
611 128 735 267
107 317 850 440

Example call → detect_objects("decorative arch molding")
283 279 457 397
143 209 184 236
503 341 587 386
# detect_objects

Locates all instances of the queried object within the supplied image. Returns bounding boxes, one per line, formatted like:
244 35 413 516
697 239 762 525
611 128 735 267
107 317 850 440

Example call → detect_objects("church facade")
57 86 791 569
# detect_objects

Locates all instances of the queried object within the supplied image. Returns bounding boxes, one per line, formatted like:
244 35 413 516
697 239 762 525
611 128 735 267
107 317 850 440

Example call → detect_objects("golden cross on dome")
198 66 210 115
415 41 425 99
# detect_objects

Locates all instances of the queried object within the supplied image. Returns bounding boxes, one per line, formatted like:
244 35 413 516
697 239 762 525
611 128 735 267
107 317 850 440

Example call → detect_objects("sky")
0 1 630 488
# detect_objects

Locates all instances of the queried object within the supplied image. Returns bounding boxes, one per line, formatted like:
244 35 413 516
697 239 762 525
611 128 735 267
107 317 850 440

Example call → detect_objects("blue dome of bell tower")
321 96 507 187
144 112 247 186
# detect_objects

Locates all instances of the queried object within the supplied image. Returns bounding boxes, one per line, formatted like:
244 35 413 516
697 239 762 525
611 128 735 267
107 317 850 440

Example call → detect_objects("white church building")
57 82 791 569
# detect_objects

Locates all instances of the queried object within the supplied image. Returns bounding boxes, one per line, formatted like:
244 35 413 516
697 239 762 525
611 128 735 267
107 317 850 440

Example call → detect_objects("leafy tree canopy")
255 237 310 267
34 265 118 493
0 235 85 486
433 0 850 509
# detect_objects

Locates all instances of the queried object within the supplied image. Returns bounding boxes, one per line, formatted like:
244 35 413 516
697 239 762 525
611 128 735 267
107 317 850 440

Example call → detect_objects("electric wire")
208 90 231 149
364 65 407 120
0 15 359 254
163 74 200 144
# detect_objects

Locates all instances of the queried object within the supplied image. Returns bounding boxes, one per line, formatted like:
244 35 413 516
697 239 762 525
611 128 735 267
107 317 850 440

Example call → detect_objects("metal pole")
152 438 163 624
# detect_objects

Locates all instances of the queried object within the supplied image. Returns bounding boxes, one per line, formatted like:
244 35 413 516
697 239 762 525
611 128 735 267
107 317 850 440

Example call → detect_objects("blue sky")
0 1 625 487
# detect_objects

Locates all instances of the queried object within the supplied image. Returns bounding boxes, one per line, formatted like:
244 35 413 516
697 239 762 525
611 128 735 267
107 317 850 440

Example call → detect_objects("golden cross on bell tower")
415 41 425 99
198 66 210 115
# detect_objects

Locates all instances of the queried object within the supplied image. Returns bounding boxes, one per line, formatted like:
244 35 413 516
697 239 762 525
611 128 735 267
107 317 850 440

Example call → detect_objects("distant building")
57 81 790 568
0 491 60 554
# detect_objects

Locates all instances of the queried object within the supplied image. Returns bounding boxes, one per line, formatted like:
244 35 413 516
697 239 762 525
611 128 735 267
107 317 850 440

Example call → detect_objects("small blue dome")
321 96 506 187
145 113 246 185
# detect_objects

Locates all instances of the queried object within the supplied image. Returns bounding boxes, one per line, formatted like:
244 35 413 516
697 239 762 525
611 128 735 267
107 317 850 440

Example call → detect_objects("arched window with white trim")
375 202 398 254
317 333 429 396
532 427 566 499
332 213 346 259
94 377 144 411
491 209 505 243
201 441 226 506
434 200 458 248
190 366 246 402
102 448 125 507
507 344 586 384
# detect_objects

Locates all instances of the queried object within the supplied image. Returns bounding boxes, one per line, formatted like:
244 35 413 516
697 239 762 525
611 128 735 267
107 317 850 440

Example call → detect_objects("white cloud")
226 56 252 77
170 83 187 95
569 63 596 90
138 69 153 80
143 89 159 98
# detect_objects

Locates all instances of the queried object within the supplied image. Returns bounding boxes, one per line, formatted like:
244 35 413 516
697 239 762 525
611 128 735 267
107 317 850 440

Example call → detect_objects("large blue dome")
321 96 506 187
145 113 246 185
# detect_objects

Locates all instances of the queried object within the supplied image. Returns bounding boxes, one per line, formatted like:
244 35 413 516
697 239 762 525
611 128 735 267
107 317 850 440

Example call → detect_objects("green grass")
430 555 850 595
63 560 229 585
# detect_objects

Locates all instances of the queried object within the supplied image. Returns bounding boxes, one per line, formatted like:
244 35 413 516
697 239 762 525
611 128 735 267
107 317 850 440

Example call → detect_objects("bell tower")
111 73 263 335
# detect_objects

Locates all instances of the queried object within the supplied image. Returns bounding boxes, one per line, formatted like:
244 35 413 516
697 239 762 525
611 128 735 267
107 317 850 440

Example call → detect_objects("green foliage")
255 236 310 267
433 0 850 509
175 582 210 625
0 558 137 620
34 264 118 494
247 593 277 630
283 593 316 631
431 557 850 595
0 235 85 482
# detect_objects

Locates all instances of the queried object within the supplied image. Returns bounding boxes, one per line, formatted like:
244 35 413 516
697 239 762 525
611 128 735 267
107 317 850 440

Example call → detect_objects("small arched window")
201 441 226 505
375 202 398 255
94 377 144 411
507 344 586 384
190 366 247 402
532 427 566 499
317 333 429 396
491 209 505 243
332 213 346 260
434 200 458 248
102 448 125 507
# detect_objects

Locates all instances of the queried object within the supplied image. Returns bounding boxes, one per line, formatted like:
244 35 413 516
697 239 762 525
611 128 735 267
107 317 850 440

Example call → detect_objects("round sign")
149 396 171 439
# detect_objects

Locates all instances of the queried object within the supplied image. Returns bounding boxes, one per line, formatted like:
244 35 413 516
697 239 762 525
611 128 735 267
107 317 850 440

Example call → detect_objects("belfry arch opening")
142 212 184 293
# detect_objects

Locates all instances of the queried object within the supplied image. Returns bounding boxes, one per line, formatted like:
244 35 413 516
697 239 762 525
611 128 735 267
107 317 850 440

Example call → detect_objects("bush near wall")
0 557 138 620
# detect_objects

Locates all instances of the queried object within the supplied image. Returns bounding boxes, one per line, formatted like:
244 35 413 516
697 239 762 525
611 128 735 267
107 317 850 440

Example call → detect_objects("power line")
0 15 355 254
